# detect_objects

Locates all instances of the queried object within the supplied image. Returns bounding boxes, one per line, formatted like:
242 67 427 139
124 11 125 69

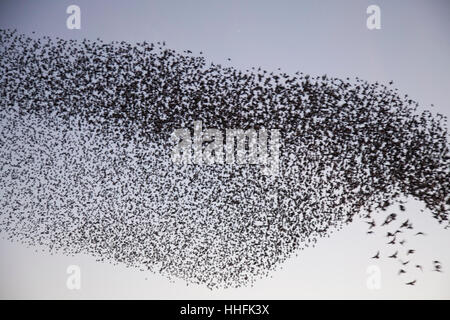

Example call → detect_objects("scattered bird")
389 251 398 259
433 261 443 273
400 260 410 265
400 220 410 228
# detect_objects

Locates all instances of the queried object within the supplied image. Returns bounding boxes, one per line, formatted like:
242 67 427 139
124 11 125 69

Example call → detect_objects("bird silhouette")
389 251 398 259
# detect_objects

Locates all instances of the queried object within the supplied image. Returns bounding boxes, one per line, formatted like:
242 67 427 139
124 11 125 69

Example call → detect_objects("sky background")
0 0 449 299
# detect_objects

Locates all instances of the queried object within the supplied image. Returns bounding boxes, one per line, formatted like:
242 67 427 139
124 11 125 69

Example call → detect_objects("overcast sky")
0 0 449 299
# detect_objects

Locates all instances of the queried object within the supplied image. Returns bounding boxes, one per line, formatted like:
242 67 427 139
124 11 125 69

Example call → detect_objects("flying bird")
389 251 398 259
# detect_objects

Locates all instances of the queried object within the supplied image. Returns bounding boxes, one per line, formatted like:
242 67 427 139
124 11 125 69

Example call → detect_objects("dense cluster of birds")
0 29 449 288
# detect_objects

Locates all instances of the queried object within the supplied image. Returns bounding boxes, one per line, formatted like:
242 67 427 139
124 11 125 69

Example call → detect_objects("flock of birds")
0 29 449 288
365 203 445 286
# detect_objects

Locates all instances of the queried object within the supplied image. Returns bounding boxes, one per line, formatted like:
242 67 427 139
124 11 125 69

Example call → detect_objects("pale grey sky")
0 0 449 299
